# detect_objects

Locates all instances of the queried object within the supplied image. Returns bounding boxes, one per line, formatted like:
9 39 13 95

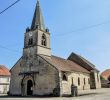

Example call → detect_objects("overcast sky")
0 0 110 72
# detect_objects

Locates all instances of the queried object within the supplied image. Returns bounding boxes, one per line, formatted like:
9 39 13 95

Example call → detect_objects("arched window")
84 78 86 85
88 78 90 84
28 37 33 45
78 77 80 86
71 77 74 85
41 34 47 46
62 74 67 81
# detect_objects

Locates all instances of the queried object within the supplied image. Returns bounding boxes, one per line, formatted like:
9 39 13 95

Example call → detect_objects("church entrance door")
27 80 33 96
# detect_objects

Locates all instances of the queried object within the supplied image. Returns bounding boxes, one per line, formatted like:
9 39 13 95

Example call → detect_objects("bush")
100 76 105 81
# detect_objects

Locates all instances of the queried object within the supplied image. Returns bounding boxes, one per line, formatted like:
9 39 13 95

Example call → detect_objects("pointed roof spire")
37 0 40 6
31 0 45 31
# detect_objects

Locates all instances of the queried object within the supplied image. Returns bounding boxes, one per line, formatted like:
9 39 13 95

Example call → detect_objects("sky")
0 0 110 72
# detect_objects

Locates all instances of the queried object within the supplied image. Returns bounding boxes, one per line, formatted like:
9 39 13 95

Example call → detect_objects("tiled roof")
101 69 110 80
0 65 11 76
68 53 99 71
43 55 90 73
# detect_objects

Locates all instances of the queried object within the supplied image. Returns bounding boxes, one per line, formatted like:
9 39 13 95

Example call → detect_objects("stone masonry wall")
9 58 22 95
61 71 90 95
10 56 60 96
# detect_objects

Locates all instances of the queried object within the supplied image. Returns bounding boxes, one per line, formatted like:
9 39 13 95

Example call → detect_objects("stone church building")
9 0 101 96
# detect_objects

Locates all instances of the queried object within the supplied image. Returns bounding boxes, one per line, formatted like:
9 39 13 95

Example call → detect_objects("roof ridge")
51 55 90 73
101 69 110 74
52 55 67 60
0 65 10 76
72 52 95 67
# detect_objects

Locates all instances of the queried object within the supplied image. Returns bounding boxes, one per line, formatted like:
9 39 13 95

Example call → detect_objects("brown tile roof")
43 55 90 73
68 52 99 71
0 65 11 76
101 69 110 80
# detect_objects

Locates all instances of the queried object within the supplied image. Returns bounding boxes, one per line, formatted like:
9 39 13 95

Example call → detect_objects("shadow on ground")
79 93 100 97
0 93 101 98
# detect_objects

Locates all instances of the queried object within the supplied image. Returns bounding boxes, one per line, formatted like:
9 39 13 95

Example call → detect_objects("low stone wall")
101 80 110 88
101 84 110 88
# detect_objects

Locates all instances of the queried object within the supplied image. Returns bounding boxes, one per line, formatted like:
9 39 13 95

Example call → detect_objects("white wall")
0 76 10 94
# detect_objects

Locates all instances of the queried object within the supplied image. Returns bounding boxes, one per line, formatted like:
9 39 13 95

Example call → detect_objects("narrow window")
41 34 47 46
28 37 33 45
88 78 90 84
84 78 86 85
78 77 80 86
71 77 74 85
62 74 67 81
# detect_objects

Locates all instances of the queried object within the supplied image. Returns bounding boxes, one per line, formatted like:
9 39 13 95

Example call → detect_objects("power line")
0 20 110 55
0 20 110 52
3 42 23 47
53 20 110 37
0 44 21 54
0 0 21 15
0 0 110 37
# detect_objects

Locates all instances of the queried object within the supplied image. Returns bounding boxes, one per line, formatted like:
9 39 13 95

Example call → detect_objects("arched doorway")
27 80 33 96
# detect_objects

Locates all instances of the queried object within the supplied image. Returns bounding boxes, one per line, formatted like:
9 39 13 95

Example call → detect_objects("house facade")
0 65 10 94
9 0 101 96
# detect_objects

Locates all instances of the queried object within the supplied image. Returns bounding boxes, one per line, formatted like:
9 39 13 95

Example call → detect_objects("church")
9 0 101 96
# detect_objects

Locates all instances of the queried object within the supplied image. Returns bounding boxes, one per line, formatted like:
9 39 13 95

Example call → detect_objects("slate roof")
31 0 45 31
0 65 11 76
43 55 90 73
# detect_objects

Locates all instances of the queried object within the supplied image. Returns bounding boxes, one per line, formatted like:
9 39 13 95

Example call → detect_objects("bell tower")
23 0 51 58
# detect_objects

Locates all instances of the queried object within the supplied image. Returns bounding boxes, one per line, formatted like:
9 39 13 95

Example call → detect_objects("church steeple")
31 0 45 31
24 0 51 58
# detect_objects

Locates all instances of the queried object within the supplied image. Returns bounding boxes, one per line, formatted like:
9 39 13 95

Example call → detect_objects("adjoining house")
101 69 110 88
101 69 110 80
9 0 101 96
0 65 10 94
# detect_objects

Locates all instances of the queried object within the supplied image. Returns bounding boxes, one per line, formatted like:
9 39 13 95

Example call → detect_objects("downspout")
59 71 63 96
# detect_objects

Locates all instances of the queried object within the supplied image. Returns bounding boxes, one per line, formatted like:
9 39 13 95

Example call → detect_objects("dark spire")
31 0 45 31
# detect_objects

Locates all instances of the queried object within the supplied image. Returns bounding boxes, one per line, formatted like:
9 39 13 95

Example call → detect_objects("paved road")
0 88 110 100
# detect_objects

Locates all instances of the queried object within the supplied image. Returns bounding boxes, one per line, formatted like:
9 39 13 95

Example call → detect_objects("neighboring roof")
68 52 99 72
101 69 110 80
43 55 90 74
0 65 11 76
